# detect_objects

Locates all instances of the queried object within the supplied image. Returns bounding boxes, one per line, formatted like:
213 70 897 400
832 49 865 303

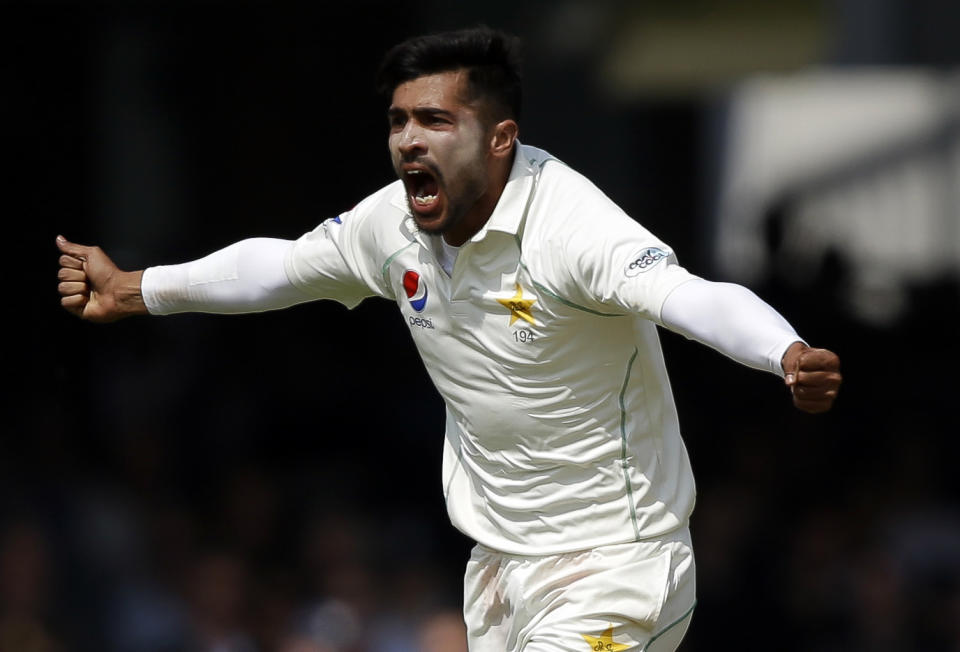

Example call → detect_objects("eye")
388 113 407 130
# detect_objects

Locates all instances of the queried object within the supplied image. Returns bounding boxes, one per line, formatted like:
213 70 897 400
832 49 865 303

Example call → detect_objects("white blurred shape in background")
716 70 960 324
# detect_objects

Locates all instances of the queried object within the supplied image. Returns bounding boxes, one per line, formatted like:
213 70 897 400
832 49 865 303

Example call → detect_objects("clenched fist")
781 342 842 414
56 235 147 322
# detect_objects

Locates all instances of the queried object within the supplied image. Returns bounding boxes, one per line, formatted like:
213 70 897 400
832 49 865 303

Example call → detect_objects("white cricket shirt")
284 144 699 555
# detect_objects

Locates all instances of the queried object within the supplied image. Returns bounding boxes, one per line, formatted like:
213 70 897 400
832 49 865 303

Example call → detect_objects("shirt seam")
380 241 418 289
619 347 642 542
517 260 625 317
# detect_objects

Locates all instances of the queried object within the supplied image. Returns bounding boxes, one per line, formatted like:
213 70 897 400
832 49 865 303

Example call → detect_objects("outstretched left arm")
660 279 841 413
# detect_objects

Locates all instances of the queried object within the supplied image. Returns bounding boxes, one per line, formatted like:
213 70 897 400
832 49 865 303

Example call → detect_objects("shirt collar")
468 141 540 241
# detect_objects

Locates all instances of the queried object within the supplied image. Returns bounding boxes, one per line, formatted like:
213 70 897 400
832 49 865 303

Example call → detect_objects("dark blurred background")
8 1 960 650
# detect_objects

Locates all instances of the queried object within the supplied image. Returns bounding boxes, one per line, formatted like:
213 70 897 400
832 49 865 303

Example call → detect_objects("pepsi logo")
402 269 428 312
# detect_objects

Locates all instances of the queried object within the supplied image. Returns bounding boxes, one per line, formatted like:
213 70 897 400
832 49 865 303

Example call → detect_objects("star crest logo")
582 624 630 651
496 282 537 326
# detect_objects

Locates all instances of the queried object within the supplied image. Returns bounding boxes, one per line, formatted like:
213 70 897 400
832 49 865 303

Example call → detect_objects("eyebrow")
387 106 456 120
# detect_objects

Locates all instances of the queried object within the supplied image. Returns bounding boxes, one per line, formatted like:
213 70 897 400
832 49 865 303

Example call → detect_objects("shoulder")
523 149 633 234
285 179 412 302
318 180 416 250
520 148 684 306
289 178 412 265
522 149 652 256
524 147 609 199
337 180 408 229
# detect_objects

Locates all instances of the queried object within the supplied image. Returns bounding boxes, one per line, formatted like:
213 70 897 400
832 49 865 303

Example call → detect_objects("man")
57 27 841 652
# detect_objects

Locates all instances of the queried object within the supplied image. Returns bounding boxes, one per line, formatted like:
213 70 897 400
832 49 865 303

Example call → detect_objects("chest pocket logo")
403 269 428 312
497 282 537 326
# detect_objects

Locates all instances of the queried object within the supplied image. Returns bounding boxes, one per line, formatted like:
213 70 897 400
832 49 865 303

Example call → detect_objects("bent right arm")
56 235 311 322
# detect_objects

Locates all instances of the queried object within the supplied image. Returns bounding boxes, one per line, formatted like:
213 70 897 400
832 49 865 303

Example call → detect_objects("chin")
408 202 452 235
414 218 450 236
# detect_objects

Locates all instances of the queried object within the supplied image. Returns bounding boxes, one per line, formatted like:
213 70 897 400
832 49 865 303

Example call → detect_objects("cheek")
388 137 406 173
447 131 487 171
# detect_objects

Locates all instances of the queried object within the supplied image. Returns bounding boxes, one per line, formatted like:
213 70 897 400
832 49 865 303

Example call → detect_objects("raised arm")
56 235 312 322
660 279 841 413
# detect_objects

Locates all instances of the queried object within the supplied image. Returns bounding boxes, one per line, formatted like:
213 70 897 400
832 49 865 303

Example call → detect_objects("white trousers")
463 528 696 651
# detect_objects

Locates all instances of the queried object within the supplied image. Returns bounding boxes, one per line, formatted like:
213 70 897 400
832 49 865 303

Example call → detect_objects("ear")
489 119 518 159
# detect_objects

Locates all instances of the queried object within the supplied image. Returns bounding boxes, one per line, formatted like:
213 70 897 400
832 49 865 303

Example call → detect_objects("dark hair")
376 26 522 123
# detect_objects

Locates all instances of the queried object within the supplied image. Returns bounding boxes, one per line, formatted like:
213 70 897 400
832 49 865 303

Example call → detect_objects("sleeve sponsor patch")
624 247 671 276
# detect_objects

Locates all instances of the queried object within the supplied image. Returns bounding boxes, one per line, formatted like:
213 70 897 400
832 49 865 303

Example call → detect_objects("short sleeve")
536 166 699 322
570 220 699 322
284 187 397 308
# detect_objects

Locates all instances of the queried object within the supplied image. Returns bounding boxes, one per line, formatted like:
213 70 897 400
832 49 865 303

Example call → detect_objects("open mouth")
404 167 441 214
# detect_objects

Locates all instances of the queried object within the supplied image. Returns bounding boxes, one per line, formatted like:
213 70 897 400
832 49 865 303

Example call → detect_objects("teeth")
408 170 422 175
414 195 437 205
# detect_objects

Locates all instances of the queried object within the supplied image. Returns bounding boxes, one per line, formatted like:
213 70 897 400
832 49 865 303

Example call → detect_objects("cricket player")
57 26 841 652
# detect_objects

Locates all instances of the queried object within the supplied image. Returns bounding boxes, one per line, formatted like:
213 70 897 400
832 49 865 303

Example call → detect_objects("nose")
397 122 427 160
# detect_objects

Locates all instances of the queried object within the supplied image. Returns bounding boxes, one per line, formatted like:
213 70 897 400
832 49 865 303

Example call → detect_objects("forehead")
390 69 473 110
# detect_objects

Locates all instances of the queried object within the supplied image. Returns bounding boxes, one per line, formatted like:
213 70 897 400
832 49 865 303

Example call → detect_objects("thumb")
784 367 797 387
781 341 805 387
56 235 91 260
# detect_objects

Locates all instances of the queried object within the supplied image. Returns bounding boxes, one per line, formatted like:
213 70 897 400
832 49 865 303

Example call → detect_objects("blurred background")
8 0 960 650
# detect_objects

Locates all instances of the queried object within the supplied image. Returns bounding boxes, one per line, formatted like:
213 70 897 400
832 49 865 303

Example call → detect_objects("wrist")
112 270 148 316
780 340 808 375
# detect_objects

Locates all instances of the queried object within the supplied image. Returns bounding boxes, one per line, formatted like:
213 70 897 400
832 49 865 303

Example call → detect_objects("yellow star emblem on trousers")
582 625 631 651
496 282 537 326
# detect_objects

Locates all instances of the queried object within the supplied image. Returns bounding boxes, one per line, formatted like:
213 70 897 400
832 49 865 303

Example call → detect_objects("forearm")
660 279 802 377
142 238 311 315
